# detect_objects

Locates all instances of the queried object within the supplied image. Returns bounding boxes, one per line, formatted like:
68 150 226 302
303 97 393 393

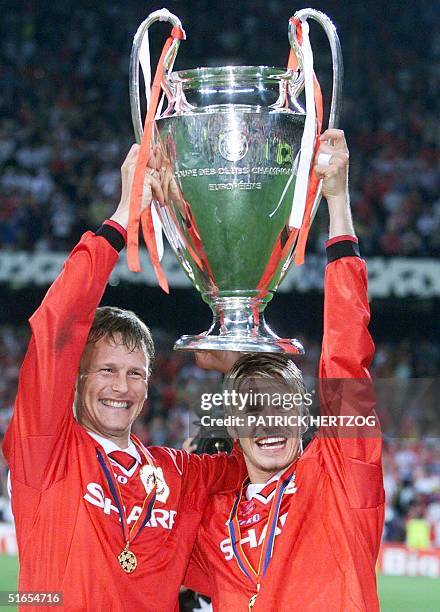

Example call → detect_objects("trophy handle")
129 9 184 144
289 9 344 222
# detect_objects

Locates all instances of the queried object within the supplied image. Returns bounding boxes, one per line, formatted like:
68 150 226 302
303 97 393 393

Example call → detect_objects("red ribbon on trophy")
257 16 323 297
288 16 323 266
127 23 185 293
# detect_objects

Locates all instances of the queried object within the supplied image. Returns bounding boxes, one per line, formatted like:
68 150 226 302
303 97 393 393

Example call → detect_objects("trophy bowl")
130 10 343 354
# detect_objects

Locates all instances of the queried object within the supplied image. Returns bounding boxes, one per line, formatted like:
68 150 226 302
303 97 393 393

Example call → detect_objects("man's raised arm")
316 130 382 498
3 145 163 488
317 128 374 381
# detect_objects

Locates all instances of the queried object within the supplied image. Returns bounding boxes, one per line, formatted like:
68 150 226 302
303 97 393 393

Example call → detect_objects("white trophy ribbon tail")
138 8 176 98
288 19 316 229
152 202 164 261
138 26 152 110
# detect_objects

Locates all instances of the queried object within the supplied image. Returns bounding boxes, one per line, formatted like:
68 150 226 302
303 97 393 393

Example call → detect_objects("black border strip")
326 240 360 263
95 224 125 252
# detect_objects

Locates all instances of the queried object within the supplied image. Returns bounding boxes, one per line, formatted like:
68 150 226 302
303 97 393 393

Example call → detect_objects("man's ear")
227 425 239 440
74 371 84 396
73 373 84 419
73 386 79 419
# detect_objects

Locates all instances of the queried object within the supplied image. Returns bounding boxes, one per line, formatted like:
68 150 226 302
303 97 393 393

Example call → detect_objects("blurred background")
0 0 439 608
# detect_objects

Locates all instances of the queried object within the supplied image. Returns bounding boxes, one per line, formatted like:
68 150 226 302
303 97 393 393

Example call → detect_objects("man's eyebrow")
92 362 117 368
244 404 264 411
95 361 146 370
89 361 147 371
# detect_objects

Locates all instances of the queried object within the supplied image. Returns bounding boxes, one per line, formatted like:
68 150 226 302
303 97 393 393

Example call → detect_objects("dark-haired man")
185 129 385 611
2 145 244 611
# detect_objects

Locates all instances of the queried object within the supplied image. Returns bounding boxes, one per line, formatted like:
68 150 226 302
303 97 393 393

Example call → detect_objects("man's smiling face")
75 334 149 447
236 381 301 483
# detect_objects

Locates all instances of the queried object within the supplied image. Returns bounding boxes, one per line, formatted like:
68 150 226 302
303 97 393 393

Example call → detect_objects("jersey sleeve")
2 223 125 490
320 237 374 381
317 237 384 508
183 540 212 597
183 443 246 496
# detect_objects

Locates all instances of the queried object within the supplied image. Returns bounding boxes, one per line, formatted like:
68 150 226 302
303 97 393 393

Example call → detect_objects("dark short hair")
87 306 155 373
224 354 311 439
224 353 306 395
224 354 309 426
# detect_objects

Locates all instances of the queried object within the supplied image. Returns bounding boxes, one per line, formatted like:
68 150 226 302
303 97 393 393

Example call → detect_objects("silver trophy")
130 8 343 353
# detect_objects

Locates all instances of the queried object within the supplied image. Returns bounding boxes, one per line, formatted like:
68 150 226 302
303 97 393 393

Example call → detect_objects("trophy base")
174 296 304 354
174 334 304 354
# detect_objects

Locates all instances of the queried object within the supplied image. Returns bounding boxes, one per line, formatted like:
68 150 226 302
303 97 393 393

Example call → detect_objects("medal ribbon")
96 437 157 547
228 463 296 587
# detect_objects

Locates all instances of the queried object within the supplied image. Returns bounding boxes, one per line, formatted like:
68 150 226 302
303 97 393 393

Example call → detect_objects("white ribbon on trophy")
288 19 316 230
138 10 172 261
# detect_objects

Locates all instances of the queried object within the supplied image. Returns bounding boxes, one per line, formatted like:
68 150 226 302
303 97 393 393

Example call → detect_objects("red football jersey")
2 226 244 611
225 473 298 571
184 244 385 611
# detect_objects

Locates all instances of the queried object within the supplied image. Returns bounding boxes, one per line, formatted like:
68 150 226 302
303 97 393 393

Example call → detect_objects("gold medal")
97 441 157 576
229 466 297 609
118 546 137 573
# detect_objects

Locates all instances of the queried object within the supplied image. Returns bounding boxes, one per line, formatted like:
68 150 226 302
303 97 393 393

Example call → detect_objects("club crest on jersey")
140 465 170 503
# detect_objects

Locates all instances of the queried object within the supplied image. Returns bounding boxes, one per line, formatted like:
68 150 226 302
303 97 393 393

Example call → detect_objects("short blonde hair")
87 306 154 373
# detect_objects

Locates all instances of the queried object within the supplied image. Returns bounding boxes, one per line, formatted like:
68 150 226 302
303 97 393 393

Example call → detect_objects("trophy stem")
173 296 304 354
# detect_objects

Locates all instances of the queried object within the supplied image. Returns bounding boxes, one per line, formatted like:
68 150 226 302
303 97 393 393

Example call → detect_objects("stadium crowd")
0 2 439 256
